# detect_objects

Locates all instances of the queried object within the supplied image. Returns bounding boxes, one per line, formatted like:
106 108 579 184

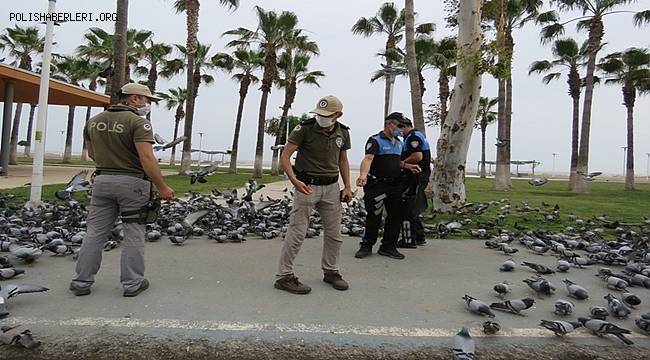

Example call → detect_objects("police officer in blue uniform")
397 117 431 247
355 112 421 260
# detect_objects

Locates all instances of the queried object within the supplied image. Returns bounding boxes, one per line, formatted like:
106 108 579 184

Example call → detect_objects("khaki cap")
120 83 162 101
310 95 343 116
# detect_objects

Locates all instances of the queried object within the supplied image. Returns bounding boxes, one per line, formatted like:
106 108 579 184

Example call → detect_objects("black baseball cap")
385 112 412 126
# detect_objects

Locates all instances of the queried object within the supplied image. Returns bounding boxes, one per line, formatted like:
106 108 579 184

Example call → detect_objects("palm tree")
430 37 457 128
172 0 240 174
134 41 173 120
224 6 301 179
270 52 325 175
352 2 434 118
598 47 650 190
541 0 650 193
157 87 188 166
227 49 263 174
475 97 498 178
51 56 88 163
111 0 129 104
0 25 44 164
529 38 586 189
483 0 543 191
79 60 105 161
404 0 425 130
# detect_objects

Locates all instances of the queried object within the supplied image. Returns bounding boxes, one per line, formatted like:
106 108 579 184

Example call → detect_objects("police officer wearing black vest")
355 112 420 260
397 117 431 247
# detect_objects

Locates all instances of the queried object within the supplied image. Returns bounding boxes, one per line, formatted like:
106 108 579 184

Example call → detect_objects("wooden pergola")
0 63 109 176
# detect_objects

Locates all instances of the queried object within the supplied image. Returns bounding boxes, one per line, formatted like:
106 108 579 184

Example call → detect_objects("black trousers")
361 180 401 250
400 172 430 243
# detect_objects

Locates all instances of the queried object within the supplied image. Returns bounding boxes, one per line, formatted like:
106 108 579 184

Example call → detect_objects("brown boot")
274 275 311 295
323 272 349 291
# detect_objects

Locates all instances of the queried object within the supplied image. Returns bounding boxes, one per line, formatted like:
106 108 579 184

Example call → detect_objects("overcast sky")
1 0 649 175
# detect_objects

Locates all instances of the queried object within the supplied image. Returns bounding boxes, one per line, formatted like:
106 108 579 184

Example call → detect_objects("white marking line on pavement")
8 317 648 339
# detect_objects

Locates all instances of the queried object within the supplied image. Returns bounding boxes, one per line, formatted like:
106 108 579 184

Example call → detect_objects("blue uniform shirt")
365 131 403 178
402 129 431 174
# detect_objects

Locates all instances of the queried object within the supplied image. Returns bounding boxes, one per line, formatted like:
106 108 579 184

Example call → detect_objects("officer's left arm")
402 151 423 165
85 140 95 160
402 136 423 165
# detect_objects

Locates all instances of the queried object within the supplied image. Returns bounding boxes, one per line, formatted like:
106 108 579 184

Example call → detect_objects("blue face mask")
392 128 404 137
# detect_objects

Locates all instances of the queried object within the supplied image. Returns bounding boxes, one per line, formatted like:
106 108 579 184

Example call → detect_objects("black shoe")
396 241 417 249
378 248 405 259
416 239 427 246
274 275 311 294
323 272 349 291
354 245 372 259
123 279 149 297
69 283 91 296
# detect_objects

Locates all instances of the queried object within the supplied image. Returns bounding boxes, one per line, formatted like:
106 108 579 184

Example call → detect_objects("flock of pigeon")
450 199 650 359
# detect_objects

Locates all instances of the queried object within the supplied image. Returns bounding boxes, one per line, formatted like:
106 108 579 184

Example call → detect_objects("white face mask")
315 114 334 127
136 102 151 116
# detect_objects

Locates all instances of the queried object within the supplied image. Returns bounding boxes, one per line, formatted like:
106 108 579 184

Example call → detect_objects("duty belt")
94 169 149 180
369 175 399 184
295 171 339 186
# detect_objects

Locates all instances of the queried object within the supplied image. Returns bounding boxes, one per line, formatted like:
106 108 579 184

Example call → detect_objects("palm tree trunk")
431 0 483 212
229 82 250 174
568 94 580 190
574 17 604 194
624 85 635 190
254 90 270 179
495 79 508 190
405 0 424 131
81 106 92 161
8 103 23 165
180 0 199 174
63 106 76 163
146 64 158 121
480 125 487 178
110 0 129 105
505 76 513 186
272 81 295 176
170 119 180 166
24 104 36 157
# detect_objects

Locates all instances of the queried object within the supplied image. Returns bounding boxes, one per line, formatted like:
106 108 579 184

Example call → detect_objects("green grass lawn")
428 178 650 238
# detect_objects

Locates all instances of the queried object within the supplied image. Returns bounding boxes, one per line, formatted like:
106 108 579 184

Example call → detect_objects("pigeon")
9 245 43 264
0 268 25 280
55 170 91 200
605 293 631 319
153 134 187 152
635 317 650 333
0 284 49 318
242 179 266 202
590 306 609 320
621 292 641 308
578 317 634 345
0 324 40 349
599 275 628 291
563 279 589 300
577 171 602 181
499 259 516 272
169 236 185 246
462 294 495 317
539 320 582 337
523 276 555 296
493 281 511 297
554 299 575 316
490 298 535 315
556 260 571 272
522 261 555 275
528 178 548 186
188 163 218 184
482 321 500 335
0 257 14 269
452 327 475 360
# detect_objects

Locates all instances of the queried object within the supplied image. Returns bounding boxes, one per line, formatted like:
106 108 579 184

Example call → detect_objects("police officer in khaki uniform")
275 95 353 295
69 83 175 297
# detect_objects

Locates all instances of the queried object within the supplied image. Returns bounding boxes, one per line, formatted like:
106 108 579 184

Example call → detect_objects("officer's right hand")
158 185 176 200
293 180 313 195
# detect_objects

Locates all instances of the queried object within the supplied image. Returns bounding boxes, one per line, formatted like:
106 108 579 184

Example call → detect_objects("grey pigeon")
577 171 602 181
499 259 516 272
0 324 40 349
9 245 42 264
589 306 609 320
188 164 218 184
563 279 589 300
55 170 91 200
554 299 575 316
0 284 49 318
539 320 582 337
0 268 25 280
0 256 13 269
490 298 535 315
605 293 631 319
635 317 650 333
493 281 511 297
556 260 571 272
463 294 495 318
578 317 634 345
528 178 548 186
482 321 500 335
153 134 186 152
522 261 555 274
621 292 641 308
452 327 475 360
523 276 555 296
600 275 628 291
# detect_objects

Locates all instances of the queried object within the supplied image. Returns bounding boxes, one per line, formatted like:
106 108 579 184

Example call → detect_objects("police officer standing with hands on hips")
355 112 420 260
397 117 431 247
69 83 175 298
275 95 353 295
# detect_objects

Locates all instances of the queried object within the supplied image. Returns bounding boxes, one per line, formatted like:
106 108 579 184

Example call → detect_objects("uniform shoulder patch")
293 124 302 132
365 142 373 150
335 137 344 148
143 123 152 131
410 140 420 148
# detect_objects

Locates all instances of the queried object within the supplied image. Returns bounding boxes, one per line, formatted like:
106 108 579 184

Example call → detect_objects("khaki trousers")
71 175 150 291
277 182 343 277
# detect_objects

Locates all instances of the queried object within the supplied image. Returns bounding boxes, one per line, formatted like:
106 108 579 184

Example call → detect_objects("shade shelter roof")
0 63 109 107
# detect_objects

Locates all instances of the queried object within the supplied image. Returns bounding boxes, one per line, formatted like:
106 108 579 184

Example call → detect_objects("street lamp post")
197 132 204 169
646 153 649 182
622 146 628 177
60 130 65 159
27 0 56 207
552 153 558 177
